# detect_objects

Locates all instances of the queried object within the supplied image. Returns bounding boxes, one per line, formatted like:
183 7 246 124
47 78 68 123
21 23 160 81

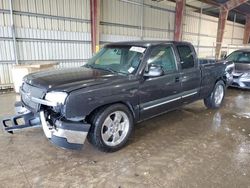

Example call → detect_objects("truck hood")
23 67 126 92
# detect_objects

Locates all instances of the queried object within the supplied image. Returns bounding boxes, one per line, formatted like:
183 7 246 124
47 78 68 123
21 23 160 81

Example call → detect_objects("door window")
176 45 195 69
147 46 177 73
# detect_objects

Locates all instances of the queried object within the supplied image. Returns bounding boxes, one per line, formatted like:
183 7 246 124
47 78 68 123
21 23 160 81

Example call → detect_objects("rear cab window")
176 45 196 69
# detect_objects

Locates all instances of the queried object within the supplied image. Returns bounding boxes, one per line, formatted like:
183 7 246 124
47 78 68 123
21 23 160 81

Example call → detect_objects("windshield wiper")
84 64 116 74
101 67 116 73
84 64 93 68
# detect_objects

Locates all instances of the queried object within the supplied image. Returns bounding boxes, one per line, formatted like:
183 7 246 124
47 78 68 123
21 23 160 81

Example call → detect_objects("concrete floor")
0 89 250 188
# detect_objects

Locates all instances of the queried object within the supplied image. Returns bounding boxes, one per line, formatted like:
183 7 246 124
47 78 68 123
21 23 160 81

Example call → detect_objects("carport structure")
90 0 250 57
192 0 250 58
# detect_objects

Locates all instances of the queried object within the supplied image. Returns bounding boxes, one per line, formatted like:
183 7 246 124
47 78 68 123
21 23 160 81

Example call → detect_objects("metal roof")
185 0 250 24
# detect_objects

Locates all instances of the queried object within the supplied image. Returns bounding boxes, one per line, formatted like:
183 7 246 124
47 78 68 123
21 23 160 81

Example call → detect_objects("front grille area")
231 82 240 87
20 82 46 112
233 75 240 79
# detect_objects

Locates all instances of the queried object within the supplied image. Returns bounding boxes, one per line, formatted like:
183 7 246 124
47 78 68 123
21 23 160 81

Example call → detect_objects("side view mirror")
144 64 164 77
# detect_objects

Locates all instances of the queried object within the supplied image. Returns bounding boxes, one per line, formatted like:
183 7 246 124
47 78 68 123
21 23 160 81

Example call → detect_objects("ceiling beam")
199 0 220 7
199 0 249 11
169 0 201 10
223 0 249 10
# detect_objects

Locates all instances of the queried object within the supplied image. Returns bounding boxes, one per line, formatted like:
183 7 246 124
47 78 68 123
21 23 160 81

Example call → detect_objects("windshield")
85 46 146 75
226 51 250 63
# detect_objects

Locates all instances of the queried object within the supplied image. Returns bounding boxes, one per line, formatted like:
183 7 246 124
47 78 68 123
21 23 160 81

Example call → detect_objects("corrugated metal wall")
100 0 245 58
100 0 176 42
183 10 245 58
0 0 246 87
0 0 91 86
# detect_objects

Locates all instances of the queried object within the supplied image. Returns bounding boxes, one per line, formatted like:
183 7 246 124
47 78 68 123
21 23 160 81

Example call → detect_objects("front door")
139 45 182 120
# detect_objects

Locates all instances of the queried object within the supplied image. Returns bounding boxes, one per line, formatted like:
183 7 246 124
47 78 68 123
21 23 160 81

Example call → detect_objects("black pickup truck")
2 41 234 152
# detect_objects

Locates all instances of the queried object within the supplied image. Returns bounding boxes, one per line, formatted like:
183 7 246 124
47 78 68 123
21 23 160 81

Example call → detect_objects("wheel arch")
85 101 137 124
217 76 227 86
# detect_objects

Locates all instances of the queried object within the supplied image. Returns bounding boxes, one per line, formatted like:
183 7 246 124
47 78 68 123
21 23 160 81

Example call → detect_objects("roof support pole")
140 0 144 40
9 0 19 64
243 15 250 44
215 7 228 59
197 4 203 56
90 0 100 54
231 13 236 44
174 0 186 41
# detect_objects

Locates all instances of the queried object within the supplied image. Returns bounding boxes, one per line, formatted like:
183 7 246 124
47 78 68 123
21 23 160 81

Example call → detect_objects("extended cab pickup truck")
2 41 234 152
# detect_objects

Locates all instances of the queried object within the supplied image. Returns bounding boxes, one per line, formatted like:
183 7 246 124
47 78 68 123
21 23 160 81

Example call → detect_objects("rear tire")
204 80 225 109
87 104 134 152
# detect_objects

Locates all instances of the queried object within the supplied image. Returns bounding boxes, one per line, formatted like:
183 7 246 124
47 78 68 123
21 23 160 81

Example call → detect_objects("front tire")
87 104 134 152
204 80 225 109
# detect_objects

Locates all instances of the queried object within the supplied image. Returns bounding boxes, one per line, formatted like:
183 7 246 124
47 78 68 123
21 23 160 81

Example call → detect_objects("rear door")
139 44 182 120
175 44 201 103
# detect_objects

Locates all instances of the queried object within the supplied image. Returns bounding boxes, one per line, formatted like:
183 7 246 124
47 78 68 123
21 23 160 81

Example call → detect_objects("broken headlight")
45 92 68 105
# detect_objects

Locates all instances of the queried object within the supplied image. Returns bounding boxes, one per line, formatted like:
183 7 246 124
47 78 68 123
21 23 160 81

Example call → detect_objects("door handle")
175 77 180 82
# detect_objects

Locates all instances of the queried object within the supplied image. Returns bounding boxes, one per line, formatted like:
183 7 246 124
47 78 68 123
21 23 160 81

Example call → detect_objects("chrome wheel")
101 111 130 146
214 85 224 105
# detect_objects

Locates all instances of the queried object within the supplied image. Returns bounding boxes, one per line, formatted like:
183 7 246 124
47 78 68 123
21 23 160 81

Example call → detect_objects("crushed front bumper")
40 111 90 150
2 102 41 133
1 102 90 150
